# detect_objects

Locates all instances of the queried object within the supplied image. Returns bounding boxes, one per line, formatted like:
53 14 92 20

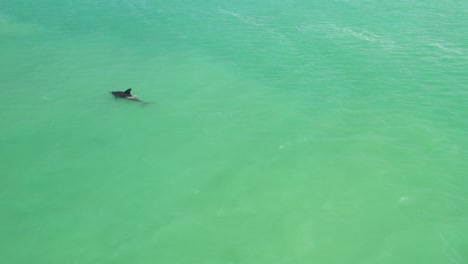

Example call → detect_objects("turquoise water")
1 1 468 263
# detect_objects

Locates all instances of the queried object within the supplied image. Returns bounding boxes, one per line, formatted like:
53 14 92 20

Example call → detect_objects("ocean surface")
1 1 467 263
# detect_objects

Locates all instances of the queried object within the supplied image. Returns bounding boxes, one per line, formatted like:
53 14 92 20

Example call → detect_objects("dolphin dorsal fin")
124 88 132 95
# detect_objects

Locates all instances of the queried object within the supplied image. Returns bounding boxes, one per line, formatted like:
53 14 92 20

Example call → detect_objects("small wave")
429 43 464 54
425 41 468 59
217 8 264 27
297 23 396 48
440 231 464 264
217 7 298 54
330 25 390 44
121 0 152 25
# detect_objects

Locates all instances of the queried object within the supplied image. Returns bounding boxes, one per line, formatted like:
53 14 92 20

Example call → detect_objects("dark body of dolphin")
111 88 150 104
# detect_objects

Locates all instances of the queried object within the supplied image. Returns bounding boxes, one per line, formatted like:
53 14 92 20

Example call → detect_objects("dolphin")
110 88 151 104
